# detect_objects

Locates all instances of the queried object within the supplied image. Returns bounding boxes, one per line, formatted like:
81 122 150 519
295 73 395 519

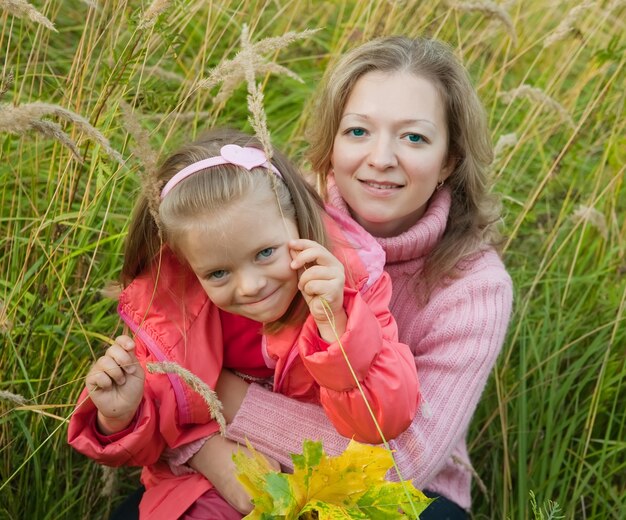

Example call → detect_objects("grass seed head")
445 1 517 46
499 85 575 128
543 1 594 48
0 0 57 31
0 390 27 405
572 205 608 240
147 361 226 434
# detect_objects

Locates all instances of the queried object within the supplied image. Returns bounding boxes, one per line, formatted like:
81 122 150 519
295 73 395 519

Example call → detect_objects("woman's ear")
440 154 456 181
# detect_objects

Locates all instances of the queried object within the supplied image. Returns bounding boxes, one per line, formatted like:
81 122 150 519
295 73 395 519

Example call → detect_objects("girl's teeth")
365 181 399 189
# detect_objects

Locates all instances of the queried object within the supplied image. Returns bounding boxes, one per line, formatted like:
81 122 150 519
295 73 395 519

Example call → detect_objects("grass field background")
1 1 624 518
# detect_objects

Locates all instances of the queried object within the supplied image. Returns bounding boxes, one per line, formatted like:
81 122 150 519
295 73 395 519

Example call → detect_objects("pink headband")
160 144 283 199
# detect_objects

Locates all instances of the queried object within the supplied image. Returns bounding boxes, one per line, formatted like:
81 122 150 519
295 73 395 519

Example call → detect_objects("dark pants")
421 489 469 520
110 486 469 519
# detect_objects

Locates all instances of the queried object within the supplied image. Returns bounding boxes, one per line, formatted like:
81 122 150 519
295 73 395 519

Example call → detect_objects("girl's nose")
367 135 398 170
237 270 266 297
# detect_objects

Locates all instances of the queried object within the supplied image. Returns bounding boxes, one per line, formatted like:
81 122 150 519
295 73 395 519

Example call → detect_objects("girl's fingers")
297 265 339 286
289 240 337 269
114 335 135 352
97 355 127 386
106 343 137 375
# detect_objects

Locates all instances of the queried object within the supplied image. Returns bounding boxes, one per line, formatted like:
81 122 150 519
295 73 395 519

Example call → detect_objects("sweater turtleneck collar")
326 176 451 264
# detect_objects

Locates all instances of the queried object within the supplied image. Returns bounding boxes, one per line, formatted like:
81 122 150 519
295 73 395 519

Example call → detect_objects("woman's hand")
85 335 145 434
289 239 347 342
189 435 280 514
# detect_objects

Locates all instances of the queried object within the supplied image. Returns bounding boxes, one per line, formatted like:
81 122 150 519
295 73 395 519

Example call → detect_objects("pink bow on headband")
160 144 283 199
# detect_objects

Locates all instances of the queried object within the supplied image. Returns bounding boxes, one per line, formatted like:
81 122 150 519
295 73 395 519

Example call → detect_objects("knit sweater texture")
226 183 513 510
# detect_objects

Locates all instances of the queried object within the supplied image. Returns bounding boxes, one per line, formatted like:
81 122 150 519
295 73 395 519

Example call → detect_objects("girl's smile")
178 187 300 324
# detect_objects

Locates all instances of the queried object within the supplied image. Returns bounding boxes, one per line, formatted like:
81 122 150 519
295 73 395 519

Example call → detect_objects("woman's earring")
436 180 445 191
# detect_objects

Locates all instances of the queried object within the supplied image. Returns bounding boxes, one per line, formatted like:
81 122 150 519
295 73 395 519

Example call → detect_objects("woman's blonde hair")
122 128 328 332
307 36 502 300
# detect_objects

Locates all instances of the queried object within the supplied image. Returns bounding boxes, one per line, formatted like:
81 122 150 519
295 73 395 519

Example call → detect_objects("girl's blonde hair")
122 128 328 332
307 36 502 301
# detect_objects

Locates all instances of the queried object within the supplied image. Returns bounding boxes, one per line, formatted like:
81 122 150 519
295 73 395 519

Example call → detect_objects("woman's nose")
367 135 398 170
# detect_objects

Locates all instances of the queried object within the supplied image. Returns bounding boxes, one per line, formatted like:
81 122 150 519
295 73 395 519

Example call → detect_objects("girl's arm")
227 269 512 489
288 238 419 443
293 270 420 443
68 335 220 467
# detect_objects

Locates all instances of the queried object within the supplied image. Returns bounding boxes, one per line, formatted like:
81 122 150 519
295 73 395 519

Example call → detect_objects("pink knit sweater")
226 184 513 510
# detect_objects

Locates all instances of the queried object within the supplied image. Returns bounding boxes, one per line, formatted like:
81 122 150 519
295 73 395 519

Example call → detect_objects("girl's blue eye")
209 270 226 280
407 133 424 143
349 128 366 137
257 247 274 259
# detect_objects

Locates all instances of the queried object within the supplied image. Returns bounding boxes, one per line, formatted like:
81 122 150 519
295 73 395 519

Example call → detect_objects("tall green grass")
1 1 624 518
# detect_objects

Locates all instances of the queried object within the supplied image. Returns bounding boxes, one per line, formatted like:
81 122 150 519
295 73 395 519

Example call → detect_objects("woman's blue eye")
209 270 226 280
349 128 366 137
407 133 424 143
257 247 274 259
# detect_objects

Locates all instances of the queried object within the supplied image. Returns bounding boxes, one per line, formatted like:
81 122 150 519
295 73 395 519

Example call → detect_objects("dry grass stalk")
0 299 13 333
195 27 319 104
572 205 608 240
0 69 14 101
138 0 172 30
1 0 57 31
143 65 186 83
494 132 518 158
99 281 123 300
543 1 594 48
0 390 27 405
0 101 123 162
445 1 517 46
241 24 273 158
119 101 162 236
100 466 116 497
82 0 97 8
144 110 211 122
147 361 226 434
499 85 575 128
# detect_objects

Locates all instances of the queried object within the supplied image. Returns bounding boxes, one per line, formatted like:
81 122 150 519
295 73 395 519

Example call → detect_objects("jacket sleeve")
297 271 419 443
227 272 512 493
67 339 222 467
67 385 164 467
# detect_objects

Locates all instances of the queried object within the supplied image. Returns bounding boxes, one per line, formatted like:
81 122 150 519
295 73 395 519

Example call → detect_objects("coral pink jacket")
68 213 419 519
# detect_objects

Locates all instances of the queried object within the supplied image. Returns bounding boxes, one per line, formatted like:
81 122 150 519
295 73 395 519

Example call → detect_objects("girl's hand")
85 335 145 434
189 435 281 514
289 239 347 342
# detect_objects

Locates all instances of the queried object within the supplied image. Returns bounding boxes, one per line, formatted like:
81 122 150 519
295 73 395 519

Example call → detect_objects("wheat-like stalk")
146 361 226 434
0 390 27 405
499 85 575 128
494 132 518 158
119 101 162 236
543 1 594 48
99 281 123 301
0 0 56 31
138 0 172 30
572 205 608 240
0 101 123 163
445 1 517 46
0 69 14 101
99 466 116 498
0 300 12 333
194 27 319 104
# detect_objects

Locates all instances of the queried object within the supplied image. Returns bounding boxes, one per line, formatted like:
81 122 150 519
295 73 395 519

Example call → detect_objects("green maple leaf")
234 439 432 519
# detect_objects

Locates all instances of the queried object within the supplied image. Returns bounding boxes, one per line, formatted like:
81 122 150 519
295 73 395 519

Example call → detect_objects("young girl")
208 36 513 519
68 128 419 519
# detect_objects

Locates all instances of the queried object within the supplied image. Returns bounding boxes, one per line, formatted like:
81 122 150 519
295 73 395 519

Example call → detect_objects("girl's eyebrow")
341 113 438 130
